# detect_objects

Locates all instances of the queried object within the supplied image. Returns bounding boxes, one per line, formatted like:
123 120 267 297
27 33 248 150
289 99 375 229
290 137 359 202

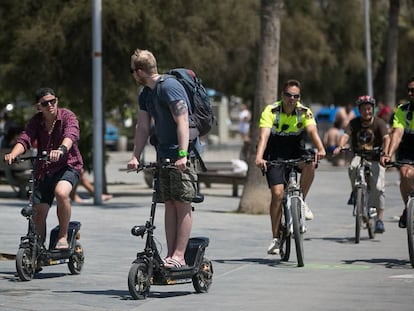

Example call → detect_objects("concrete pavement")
1 144 414 311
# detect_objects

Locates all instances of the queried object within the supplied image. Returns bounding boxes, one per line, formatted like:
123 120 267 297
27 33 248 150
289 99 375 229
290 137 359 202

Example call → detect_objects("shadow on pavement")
67 289 193 300
342 258 410 269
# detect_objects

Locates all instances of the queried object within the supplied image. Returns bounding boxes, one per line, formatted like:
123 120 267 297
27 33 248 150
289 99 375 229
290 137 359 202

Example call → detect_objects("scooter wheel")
15 247 35 281
128 262 151 300
68 241 84 275
192 258 213 293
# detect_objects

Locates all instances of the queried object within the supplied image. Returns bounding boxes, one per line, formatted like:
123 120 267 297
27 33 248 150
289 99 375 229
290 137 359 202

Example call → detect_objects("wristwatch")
178 149 188 158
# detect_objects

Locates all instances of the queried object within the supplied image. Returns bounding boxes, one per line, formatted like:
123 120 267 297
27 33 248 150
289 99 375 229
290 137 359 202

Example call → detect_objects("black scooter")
127 160 213 300
13 152 84 281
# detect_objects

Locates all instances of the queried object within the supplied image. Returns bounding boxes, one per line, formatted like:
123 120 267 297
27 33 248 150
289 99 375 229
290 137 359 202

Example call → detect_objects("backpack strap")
189 140 207 172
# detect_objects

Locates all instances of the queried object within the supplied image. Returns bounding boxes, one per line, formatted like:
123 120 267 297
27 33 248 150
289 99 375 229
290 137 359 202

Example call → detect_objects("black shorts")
266 164 290 187
265 163 308 187
34 166 80 206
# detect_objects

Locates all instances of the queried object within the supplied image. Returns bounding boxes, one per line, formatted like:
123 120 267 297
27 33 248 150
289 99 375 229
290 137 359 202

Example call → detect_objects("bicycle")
12 151 84 281
127 159 213 299
265 152 316 267
386 160 414 268
342 148 381 244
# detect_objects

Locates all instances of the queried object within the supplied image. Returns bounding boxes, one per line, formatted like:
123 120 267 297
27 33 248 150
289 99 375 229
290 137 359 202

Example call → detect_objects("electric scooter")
13 152 84 281
127 160 213 300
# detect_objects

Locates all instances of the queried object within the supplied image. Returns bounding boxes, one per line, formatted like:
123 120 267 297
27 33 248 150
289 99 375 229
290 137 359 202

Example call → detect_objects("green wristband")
178 149 188 158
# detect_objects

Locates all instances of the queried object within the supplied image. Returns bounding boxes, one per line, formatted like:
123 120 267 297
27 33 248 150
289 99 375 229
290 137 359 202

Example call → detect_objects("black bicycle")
386 160 414 268
265 153 315 267
127 160 213 299
342 148 381 243
12 152 84 281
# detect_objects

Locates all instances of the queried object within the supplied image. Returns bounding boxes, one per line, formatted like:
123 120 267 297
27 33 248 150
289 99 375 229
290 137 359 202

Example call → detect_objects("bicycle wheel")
291 196 304 267
354 187 364 244
279 210 291 261
407 199 414 268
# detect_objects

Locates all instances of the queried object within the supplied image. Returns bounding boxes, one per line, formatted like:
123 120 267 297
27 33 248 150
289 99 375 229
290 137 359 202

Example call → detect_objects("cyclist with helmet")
381 76 414 228
333 95 390 233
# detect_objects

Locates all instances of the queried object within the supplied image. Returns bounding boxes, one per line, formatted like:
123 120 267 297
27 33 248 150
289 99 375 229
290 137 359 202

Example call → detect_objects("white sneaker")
267 238 280 255
304 202 314 220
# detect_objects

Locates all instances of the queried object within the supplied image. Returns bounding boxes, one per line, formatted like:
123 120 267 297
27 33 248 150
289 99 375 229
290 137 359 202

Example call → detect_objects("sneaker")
399 209 407 229
267 238 280 255
304 202 314 220
375 219 385 233
347 190 355 205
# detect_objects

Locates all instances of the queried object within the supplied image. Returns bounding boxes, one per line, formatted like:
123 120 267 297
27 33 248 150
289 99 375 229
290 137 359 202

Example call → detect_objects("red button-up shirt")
17 108 83 179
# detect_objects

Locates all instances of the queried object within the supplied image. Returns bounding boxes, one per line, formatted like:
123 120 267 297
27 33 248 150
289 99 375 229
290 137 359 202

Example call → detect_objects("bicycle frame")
284 166 306 235
351 149 380 243
265 153 315 267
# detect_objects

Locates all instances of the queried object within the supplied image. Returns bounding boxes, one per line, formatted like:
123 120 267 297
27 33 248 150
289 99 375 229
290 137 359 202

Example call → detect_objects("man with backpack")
127 48 198 268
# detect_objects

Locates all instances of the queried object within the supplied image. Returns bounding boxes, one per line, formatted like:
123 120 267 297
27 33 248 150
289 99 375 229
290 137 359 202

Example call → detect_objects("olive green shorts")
157 164 198 203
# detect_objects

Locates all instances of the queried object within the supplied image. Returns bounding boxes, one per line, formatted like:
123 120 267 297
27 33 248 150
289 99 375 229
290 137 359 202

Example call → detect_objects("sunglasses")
39 98 57 107
284 92 300 99
408 88 414 93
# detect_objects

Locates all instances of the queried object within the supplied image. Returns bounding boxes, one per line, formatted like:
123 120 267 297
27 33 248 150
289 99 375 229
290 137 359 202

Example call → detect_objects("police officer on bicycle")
255 79 325 255
333 95 390 233
381 76 414 228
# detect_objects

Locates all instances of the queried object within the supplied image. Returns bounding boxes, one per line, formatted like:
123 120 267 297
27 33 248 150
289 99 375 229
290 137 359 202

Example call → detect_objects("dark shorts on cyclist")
34 166 80 206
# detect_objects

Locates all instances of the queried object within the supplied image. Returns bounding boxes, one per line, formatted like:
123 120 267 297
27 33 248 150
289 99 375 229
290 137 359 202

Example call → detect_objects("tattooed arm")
170 99 190 171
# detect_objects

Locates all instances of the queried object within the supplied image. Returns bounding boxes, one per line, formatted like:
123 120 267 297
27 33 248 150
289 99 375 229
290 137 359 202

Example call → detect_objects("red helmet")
356 95 376 107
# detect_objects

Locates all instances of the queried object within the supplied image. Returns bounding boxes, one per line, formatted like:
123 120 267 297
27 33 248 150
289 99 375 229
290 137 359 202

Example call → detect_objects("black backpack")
158 68 215 139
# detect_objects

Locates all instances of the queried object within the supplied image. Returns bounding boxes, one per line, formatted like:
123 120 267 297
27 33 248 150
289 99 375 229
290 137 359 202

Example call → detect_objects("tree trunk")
384 0 400 109
238 0 283 214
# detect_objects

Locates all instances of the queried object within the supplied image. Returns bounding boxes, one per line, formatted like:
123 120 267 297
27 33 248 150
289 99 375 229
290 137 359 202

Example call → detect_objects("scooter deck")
48 221 81 250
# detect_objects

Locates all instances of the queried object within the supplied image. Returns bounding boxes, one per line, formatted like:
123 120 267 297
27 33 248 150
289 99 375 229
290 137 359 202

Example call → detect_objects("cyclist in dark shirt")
334 95 390 233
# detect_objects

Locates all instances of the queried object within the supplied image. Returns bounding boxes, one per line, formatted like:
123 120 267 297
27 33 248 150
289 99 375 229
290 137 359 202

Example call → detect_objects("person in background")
323 119 346 166
238 102 252 161
333 95 390 233
4 87 83 249
127 48 198 268
70 169 113 203
335 102 357 130
255 79 325 255
381 76 414 229
376 100 392 124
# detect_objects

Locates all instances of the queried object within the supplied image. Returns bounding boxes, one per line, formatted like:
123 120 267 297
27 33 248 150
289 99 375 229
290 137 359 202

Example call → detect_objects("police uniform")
259 101 315 186
393 101 414 161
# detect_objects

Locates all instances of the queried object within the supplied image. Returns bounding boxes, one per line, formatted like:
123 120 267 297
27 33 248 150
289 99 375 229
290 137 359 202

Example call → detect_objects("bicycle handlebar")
12 151 50 164
127 159 177 173
384 160 414 169
340 147 382 158
263 153 316 175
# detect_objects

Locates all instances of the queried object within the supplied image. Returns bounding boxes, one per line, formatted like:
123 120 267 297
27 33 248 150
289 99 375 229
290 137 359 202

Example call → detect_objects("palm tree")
238 0 284 214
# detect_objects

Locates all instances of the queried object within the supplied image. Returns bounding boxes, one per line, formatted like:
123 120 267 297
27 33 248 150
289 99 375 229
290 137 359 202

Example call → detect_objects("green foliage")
0 0 414 124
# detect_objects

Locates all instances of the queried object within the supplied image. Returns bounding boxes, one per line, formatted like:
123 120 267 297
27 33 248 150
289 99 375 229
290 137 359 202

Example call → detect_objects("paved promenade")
1 144 414 310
